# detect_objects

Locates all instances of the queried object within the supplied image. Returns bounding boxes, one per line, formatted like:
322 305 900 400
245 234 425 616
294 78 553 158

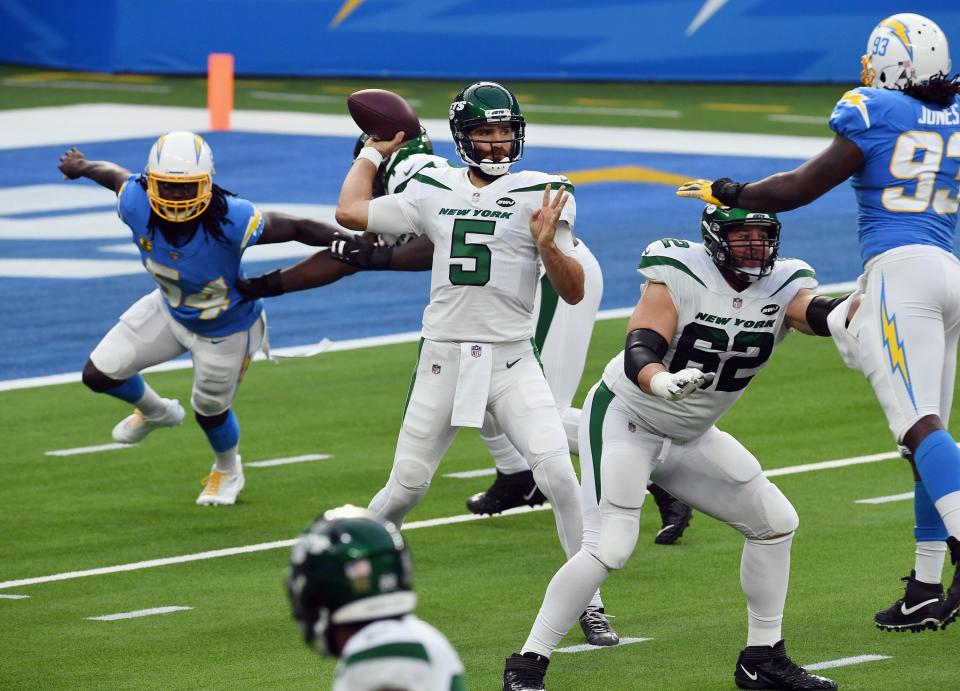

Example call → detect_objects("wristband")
355 147 384 169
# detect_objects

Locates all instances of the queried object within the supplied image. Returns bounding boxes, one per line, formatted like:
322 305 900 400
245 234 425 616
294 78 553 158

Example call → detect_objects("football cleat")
649 483 693 545
578 606 619 646
734 640 837 690
874 570 944 632
939 537 960 630
197 459 244 506
503 652 548 691
466 470 546 515
111 398 185 444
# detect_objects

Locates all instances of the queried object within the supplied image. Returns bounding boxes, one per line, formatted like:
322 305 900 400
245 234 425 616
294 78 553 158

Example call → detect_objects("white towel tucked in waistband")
451 342 493 428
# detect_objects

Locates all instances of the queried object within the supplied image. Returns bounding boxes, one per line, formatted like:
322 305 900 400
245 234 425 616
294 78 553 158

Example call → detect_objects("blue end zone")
1 132 863 380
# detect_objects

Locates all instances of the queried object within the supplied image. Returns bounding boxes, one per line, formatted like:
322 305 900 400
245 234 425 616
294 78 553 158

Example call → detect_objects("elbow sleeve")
624 328 669 386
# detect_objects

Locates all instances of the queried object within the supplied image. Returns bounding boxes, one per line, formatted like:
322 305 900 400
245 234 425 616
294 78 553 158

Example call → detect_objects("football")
347 89 421 143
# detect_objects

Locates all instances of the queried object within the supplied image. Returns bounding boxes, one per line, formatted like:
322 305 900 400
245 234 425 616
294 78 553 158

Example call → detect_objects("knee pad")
596 502 640 570
747 483 799 539
394 457 433 491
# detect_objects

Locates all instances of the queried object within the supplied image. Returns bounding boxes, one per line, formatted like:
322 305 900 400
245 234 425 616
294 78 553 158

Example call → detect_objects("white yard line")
86 606 191 621
764 451 901 477
856 492 915 505
556 637 652 653
45 443 131 457
0 283 856 393
0 594 30 599
444 468 497 479
0 505 551 591
246 454 332 468
805 654 891 671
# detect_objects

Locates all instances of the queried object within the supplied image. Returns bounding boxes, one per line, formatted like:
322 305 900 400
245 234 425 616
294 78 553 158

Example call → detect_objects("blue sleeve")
829 87 883 157
116 174 143 226
224 197 265 250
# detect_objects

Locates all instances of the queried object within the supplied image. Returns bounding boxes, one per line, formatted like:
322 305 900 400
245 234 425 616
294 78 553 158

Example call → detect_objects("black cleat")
734 640 837 690
874 570 944 632
503 652 548 691
649 483 693 545
467 470 546 515
939 537 960 630
578 606 619 646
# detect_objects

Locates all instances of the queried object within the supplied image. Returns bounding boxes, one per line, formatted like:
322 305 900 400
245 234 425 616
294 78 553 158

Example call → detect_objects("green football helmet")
448 81 525 176
286 505 416 656
353 128 433 197
701 205 781 283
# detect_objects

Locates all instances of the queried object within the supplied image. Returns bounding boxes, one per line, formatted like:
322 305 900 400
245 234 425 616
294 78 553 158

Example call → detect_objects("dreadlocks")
904 73 960 108
139 176 237 247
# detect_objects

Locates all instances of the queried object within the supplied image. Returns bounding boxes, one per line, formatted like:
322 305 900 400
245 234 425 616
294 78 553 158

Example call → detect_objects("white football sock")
135 386 166 418
915 541 948 584
742 533 793 647
214 445 239 473
522 550 609 657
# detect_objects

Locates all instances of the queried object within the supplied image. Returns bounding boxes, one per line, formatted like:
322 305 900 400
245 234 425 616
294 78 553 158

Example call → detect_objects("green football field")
3 317 958 690
3 67 959 689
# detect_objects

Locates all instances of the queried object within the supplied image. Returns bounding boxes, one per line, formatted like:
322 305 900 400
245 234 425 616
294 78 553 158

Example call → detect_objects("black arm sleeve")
805 294 848 337
624 328 669 387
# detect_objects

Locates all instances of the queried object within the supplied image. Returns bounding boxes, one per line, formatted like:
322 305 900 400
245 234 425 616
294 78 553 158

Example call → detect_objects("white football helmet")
145 131 215 222
861 13 952 90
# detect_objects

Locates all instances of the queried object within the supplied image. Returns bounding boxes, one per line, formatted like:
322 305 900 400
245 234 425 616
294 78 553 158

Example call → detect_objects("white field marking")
856 492 915 505
522 104 680 118
768 114 827 125
556 637 652 653
46 443 132 457
764 450 900 477
246 454 332 468
86 606 191 621
0 104 832 158
804 654 892 671
0 594 30 599
0 281 857 393
1 79 170 94
443 468 497 479
0 184 116 215
0 504 552 591
250 90 423 108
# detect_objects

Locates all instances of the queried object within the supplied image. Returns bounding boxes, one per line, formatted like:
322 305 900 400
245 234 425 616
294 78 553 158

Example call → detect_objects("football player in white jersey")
503 206 840 691
287 506 466 690
677 13 960 634
335 81 586 573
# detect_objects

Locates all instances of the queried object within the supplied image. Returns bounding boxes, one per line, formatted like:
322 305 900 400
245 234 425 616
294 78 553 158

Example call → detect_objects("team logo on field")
496 197 516 207
471 192 481 203
761 304 780 315
732 297 742 309
138 237 152 253
432 363 442 374
471 345 482 358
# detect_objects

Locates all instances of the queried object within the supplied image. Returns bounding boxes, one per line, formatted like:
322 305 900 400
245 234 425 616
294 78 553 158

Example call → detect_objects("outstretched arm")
786 288 860 336
259 211 349 246
677 135 865 212
58 148 130 193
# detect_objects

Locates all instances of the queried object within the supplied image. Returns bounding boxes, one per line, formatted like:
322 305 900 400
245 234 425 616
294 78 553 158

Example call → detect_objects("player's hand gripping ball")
347 89 421 143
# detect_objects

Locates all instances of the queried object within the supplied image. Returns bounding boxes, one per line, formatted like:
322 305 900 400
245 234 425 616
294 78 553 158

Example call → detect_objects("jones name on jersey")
604 239 817 441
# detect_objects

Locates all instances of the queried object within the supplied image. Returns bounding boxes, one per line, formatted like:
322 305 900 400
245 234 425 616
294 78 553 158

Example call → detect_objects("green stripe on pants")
588 381 615 503
401 338 425 422
533 273 560 353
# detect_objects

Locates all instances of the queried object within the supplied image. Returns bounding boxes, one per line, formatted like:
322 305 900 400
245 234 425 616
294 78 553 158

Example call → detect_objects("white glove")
649 368 715 401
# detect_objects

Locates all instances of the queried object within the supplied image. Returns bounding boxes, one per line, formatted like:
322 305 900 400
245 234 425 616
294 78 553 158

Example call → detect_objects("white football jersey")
603 239 817 442
333 615 466 691
384 153 453 195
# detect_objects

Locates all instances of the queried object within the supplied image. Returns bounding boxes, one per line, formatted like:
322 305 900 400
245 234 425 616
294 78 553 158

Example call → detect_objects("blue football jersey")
829 87 960 265
117 175 264 337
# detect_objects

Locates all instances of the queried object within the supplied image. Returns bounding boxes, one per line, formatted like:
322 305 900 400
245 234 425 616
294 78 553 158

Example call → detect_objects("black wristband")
236 269 284 300
624 328 669 387
711 178 746 207
806 294 847 337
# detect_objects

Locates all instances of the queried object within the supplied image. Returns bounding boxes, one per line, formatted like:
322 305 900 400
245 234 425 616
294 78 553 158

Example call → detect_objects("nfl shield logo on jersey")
471 345 482 358
733 297 743 309
432 363 442 374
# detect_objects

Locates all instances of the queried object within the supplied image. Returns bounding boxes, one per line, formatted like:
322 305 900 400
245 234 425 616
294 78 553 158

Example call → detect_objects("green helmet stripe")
344 641 429 666
637 256 707 288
